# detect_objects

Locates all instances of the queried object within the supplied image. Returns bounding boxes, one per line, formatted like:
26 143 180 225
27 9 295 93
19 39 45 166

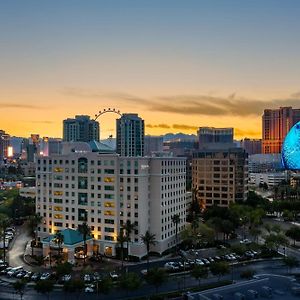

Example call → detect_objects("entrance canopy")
42 228 92 246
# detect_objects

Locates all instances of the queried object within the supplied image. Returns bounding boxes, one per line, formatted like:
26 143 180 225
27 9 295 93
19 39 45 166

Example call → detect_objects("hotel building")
36 143 186 260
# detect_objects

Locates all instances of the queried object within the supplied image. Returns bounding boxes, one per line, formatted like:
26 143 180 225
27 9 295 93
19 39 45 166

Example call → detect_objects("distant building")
248 154 282 173
249 172 287 188
116 113 144 157
163 140 197 191
192 148 248 208
262 107 300 154
144 136 163 156
240 138 262 155
0 130 10 163
198 127 235 150
19 186 36 199
63 115 99 142
39 137 62 156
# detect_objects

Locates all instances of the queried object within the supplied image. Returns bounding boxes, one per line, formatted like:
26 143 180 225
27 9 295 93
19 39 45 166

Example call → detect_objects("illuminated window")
104 177 115 183
104 202 115 208
54 206 63 211
54 167 63 172
54 191 63 196
54 214 63 219
104 210 115 216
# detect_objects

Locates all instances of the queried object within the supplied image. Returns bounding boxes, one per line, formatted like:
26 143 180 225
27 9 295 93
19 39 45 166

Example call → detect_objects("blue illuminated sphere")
282 121 300 170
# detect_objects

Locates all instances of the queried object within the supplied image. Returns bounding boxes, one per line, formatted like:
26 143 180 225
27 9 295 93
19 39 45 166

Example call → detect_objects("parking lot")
189 274 300 300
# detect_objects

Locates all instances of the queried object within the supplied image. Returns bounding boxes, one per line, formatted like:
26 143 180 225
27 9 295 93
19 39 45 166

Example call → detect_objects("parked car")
195 259 205 266
85 284 95 293
31 273 40 281
23 271 33 280
84 274 91 283
7 266 23 277
40 272 51 280
61 274 72 282
1 267 12 275
109 271 119 280
240 239 251 245
16 270 27 279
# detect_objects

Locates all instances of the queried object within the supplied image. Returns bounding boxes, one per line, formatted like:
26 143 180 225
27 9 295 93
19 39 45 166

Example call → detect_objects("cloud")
0 103 42 109
172 124 198 130
62 87 300 117
25 120 54 124
62 87 149 105
146 124 171 129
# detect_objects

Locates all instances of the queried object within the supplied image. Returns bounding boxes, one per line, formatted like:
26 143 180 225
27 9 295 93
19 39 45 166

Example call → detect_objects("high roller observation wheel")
94 108 122 121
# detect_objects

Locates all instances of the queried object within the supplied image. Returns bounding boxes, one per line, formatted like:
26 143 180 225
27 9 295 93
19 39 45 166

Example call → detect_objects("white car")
40 272 51 280
109 271 119 280
84 274 91 282
62 274 71 282
85 285 95 293
195 259 205 266
240 239 251 245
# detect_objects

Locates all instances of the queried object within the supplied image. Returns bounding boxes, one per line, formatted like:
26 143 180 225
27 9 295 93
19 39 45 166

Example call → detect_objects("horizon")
1 1 300 138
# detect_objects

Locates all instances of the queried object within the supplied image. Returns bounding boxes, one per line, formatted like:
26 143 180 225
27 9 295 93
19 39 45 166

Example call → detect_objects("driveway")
8 224 33 270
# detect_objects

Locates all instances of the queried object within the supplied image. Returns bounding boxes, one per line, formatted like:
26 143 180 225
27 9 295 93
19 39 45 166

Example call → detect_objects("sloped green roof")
88 140 114 153
43 228 92 246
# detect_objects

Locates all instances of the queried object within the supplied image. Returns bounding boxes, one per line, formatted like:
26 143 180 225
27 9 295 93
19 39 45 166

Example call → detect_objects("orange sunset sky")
1 1 300 139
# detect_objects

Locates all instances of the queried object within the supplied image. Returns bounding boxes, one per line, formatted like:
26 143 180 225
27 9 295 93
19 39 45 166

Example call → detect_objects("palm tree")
171 214 180 255
28 214 42 256
78 222 91 264
0 216 10 264
122 220 136 260
54 231 64 260
117 230 128 269
141 231 156 271
13 280 26 300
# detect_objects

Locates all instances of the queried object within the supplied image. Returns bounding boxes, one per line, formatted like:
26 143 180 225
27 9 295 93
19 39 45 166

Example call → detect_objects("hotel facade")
36 145 186 260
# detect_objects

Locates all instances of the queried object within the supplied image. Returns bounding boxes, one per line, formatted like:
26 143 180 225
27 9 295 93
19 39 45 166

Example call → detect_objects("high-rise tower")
116 114 144 157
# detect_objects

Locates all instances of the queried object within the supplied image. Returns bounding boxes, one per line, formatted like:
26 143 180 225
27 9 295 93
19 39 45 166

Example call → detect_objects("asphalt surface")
8 225 32 270
0 259 291 300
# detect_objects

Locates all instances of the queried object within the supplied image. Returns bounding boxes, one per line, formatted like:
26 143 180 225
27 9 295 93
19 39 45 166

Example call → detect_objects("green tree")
117 230 128 269
265 233 289 252
283 256 299 274
98 276 113 295
191 265 208 286
55 262 72 277
78 222 91 264
12 280 26 300
119 272 141 295
210 261 230 281
141 230 156 271
122 220 137 260
146 268 168 294
54 231 64 258
63 279 85 299
171 214 181 255
0 215 10 264
28 214 42 256
286 226 300 246
34 279 54 300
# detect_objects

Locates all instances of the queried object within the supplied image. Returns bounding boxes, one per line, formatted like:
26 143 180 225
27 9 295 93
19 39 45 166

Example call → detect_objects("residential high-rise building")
198 127 234 150
144 135 163 156
116 114 144 157
36 144 186 261
63 115 100 142
240 138 262 155
262 107 300 154
192 148 248 208
0 130 10 163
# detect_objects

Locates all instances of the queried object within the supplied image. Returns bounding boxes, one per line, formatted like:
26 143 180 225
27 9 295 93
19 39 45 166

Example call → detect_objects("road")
8 225 33 270
0 260 291 300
